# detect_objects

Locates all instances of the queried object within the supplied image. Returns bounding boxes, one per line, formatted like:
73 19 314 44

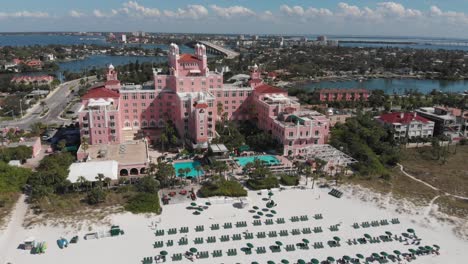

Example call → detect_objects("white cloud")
163 5 208 19
69 10 84 18
376 2 422 18
0 11 49 19
123 1 160 17
210 5 256 18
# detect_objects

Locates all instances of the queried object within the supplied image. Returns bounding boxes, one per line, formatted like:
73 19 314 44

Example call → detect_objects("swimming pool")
235 155 280 167
173 161 203 178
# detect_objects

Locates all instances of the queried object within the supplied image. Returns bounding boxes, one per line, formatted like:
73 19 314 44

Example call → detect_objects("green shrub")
86 187 107 205
125 193 161 214
247 176 279 190
280 174 299 186
199 180 247 197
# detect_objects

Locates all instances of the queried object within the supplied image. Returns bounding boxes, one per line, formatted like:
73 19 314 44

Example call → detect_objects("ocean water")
299 78 468 94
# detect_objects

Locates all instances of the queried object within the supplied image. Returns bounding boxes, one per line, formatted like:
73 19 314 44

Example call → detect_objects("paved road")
1 76 96 130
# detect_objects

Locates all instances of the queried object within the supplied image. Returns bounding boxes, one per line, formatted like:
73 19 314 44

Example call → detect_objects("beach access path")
397 163 468 201
0 194 29 264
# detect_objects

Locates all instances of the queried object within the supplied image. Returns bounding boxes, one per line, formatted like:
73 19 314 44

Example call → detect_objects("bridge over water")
188 41 239 59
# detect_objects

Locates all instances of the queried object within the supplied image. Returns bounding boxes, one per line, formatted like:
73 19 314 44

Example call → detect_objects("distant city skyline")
2 1 468 38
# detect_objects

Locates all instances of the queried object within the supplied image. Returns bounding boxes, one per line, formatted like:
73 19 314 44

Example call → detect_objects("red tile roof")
319 88 369 94
82 87 120 99
254 84 286 94
178 54 200 63
378 112 430 124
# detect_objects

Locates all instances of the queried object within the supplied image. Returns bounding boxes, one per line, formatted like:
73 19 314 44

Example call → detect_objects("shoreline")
1 182 467 264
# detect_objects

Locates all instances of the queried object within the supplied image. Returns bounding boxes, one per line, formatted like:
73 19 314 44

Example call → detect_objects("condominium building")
376 112 434 140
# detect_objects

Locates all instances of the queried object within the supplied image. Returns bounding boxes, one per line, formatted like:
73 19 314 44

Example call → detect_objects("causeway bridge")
188 41 239 59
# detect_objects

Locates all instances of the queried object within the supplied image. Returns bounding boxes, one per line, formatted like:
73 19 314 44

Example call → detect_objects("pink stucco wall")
78 43 331 155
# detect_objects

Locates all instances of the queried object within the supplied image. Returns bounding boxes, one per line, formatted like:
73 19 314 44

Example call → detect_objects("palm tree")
81 136 89 155
77 176 87 191
95 173 105 189
304 165 312 187
178 168 185 178
195 165 202 180
104 177 112 189
160 134 168 151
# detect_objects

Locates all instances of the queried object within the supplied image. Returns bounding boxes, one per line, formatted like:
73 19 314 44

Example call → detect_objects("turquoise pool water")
173 161 203 178
235 155 280 167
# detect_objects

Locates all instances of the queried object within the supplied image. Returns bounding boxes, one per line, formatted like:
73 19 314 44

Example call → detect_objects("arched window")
120 169 128 176
133 121 139 127
130 168 139 175
150 120 156 127
140 168 146 174
142 120 148 128
124 121 131 128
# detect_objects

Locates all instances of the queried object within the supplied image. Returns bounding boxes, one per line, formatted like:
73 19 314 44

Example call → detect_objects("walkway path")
0 194 28 264
397 163 468 201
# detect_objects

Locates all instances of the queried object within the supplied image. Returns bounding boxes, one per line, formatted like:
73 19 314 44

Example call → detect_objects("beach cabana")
23 237 36 250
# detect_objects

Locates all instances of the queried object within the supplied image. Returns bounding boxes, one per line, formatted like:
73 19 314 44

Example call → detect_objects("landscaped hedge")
280 174 299 186
246 176 279 190
199 180 247 197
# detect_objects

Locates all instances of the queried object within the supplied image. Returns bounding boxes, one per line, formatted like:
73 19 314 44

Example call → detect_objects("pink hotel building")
78 44 329 157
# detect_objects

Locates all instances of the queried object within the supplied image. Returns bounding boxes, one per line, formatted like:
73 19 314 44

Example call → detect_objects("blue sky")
1 1 468 37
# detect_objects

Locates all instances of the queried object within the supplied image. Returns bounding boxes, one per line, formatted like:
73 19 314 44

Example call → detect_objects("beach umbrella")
425 246 433 251
302 238 310 244
160 250 168 256
247 243 254 248
268 191 274 196
251 262 259 264
297 259 306 264
433 244 440 250
281 259 289 264
364 234 371 239
408 249 416 254
407 228 415 234
380 251 388 257
275 241 283 246
402 233 409 237
253 206 259 210
393 250 401 255
205 202 211 206
333 236 341 242
190 247 197 253
311 259 319 264
267 261 275 264
385 231 392 236
190 202 197 206
356 254 364 259
372 253 380 259
257 212 264 216
343 255 351 261
271 210 277 214
327 256 335 263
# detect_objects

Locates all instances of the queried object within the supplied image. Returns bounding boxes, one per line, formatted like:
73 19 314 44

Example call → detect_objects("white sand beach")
1 185 467 264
